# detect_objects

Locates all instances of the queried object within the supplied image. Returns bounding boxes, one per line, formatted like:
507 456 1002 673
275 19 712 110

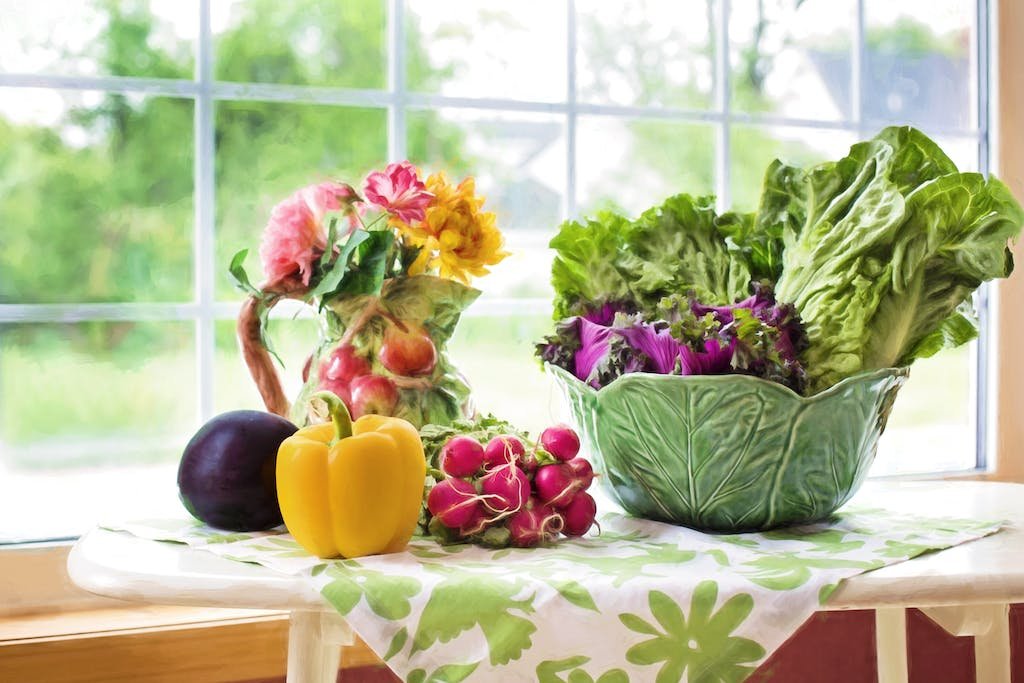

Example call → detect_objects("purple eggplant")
177 410 297 531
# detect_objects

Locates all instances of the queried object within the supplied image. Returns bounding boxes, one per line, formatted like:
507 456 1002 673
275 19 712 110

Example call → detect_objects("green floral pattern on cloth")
103 506 1001 682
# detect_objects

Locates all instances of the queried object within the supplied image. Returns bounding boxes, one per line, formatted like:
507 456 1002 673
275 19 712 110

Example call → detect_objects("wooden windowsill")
0 604 386 683
0 604 286 641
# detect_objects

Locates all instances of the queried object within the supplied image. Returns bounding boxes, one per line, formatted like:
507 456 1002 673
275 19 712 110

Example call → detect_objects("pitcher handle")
237 278 310 417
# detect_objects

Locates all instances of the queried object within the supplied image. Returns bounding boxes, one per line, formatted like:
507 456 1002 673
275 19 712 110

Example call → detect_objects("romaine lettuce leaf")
774 126 1023 393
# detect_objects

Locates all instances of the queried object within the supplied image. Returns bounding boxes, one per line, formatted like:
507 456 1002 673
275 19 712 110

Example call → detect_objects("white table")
67 480 1024 683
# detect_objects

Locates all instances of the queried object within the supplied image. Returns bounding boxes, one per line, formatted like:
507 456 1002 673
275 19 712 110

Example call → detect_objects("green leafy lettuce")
550 194 751 318
773 126 1023 393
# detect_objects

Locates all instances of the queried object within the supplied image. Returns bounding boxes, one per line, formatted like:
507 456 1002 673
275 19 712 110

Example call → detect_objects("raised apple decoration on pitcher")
379 321 438 377
230 162 508 428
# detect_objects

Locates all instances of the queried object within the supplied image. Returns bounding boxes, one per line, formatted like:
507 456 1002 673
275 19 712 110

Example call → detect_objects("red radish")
321 344 371 382
534 463 581 509
427 478 480 529
562 491 597 537
458 505 489 537
519 451 539 474
440 436 485 477
540 424 580 462
378 323 437 376
507 500 563 547
480 464 530 514
349 374 399 418
483 435 526 469
567 457 594 490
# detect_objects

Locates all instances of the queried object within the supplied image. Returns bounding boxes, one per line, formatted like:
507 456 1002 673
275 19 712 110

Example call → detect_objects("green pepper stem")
312 391 353 441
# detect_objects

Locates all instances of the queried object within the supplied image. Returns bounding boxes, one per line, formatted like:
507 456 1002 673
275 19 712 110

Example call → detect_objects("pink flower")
363 161 434 224
301 181 360 230
259 194 327 286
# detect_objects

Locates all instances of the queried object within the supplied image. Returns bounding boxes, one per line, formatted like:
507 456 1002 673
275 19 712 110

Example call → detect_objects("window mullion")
388 0 407 161
714 0 731 212
974 0 993 470
194 0 216 424
852 0 865 134
565 0 578 220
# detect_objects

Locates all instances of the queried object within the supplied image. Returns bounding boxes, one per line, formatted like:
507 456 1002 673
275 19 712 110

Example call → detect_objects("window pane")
577 118 715 217
464 234 553 307
213 0 386 89
407 109 566 232
731 0 855 121
933 134 980 171
406 0 566 102
0 88 194 304
872 346 975 475
729 125 856 210
0 0 194 78
214 315 321 416
576 0 714 109
0 321 195 542
448 313 553 436
214 102 386 298
864 0 975 129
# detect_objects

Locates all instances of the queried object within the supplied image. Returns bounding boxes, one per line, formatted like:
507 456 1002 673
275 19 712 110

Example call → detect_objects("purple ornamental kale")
536 283 808 393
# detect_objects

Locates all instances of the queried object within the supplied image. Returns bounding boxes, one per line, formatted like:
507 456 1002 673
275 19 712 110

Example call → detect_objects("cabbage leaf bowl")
548 363 908 532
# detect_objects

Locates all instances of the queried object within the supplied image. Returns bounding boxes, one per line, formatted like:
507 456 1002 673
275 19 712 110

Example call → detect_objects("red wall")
246 605 1024 683
750 605 1024 682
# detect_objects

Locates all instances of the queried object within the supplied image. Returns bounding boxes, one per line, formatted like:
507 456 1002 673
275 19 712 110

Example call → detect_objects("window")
0 0 993 544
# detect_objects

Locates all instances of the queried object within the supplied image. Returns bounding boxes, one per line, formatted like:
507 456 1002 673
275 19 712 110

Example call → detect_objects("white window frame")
0 0 1011 614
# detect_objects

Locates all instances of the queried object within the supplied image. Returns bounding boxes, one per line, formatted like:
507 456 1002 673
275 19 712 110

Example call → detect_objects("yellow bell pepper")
276 391 426 559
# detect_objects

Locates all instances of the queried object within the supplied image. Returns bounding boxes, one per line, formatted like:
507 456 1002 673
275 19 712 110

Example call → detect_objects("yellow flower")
394 172 509 284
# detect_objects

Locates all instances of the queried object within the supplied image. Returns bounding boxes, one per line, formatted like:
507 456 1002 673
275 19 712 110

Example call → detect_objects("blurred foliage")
866 17 965 57
1 0 960 308
576 0 807 213
0 0 462 350
0 0 969 450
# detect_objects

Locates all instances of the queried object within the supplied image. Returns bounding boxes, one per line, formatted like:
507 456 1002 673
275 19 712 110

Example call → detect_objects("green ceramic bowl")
548 364 908 532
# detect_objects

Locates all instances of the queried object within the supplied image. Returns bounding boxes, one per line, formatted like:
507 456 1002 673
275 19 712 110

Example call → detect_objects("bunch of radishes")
424 424 598 548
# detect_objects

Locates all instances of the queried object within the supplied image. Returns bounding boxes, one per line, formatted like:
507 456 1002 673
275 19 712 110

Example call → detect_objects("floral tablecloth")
105 507 1000 683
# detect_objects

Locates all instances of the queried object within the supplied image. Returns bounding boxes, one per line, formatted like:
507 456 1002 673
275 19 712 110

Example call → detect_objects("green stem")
312 391 353 441
363 213 387 231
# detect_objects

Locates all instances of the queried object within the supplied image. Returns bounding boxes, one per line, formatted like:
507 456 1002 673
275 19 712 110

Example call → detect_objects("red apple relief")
316 344 371 410
378 323 437 376
320 344 371 383
350 374 399 418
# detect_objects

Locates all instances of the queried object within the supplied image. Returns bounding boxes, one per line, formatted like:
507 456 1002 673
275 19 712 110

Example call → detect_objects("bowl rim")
546 362 909 405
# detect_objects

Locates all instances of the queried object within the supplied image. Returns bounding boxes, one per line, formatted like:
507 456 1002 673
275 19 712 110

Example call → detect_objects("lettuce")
626 194 752 305
774 126 1023 393
549 194 751 318
549 212 635 319
544 125 1022 396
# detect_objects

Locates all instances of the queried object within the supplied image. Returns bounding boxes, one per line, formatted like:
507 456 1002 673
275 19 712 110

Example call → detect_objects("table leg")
975 605 1011 683
286 610 353 683
875 607 908 683
921 603 1012 683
